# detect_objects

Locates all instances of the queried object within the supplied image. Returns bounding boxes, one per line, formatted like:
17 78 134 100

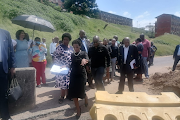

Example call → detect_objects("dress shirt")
12 39 17 47
177 46 180 56
49 42 57 55
82 38 88 53
123 45 129 64
0 39 2 62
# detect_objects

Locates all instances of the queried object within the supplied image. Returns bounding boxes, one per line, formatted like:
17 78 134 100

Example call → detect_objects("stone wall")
9 67 36 114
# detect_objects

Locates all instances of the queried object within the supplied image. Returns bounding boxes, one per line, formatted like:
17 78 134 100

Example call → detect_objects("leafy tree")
64 0 99 18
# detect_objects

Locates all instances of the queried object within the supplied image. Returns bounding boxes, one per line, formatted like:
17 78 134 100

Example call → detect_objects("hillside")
0 0 179 66
0 0 145 66
151 34 180 56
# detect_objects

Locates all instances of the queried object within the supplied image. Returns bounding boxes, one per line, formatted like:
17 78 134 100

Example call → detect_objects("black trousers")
119 64 134 93
87 71 93 85
173 56 180 71
0 63 10 119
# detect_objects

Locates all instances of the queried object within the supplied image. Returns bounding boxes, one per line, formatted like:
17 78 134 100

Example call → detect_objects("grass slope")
0 0 144 66
152 34 180 56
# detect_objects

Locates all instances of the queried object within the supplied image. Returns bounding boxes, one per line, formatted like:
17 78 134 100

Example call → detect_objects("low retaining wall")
9 67 36 114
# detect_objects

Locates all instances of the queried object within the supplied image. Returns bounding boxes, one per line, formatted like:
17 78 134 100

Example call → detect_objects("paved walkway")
11 56 174 120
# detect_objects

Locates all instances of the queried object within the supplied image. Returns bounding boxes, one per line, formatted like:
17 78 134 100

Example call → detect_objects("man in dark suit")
78 30 90 53
0 28 15 120
77 30 94 89
117 37 139 94
172 44 180 71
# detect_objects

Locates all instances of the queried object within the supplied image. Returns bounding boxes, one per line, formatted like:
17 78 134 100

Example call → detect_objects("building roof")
156 14 180 19
100 10 132 20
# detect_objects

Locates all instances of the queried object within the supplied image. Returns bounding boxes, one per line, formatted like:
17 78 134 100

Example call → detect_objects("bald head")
113 35 118 41
79 30 86 39
140 34 145 41
42 38 46 43
54 36 59 43
124 37 130 47
93 35 100 47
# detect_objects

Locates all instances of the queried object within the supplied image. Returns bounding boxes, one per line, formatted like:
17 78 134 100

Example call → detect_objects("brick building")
155 14 180 37
49 0 64 8
99 11 133 27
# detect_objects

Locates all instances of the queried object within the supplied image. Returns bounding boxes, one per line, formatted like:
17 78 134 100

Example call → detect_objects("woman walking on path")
53 33 73 104
68 40 89 119
134 38 144 81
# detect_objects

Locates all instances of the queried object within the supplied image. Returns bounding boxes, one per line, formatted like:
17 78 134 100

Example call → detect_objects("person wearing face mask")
14 30 29 68
29 37 47 88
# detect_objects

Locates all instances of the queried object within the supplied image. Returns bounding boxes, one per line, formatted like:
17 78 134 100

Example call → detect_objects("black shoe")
116 91 123 94
76 107 81 119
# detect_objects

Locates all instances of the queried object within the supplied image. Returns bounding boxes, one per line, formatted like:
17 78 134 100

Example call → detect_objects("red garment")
32 60 47 85
142 39 151 57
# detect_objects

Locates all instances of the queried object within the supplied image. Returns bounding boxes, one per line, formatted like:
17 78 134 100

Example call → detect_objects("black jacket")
88 45 110 68
78 38 90 52
173 45 180 58
110 45 118 58
117 44 139 73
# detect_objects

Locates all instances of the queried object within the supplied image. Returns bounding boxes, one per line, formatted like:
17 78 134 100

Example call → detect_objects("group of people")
0 28 157 120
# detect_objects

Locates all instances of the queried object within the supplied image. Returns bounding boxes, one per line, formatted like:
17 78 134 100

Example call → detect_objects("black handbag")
8 76 23 103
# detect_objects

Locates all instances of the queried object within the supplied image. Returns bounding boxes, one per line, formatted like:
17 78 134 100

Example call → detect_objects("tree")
146 23 155 38
64 0 99 18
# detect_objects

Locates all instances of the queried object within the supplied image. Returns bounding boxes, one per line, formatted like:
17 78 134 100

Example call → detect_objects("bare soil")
144 65 180 97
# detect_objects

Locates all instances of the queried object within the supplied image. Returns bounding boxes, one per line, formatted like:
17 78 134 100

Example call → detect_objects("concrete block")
9 67 36 114
90 91 180 120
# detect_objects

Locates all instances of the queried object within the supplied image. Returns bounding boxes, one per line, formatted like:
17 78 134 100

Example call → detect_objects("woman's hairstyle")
136 38 142 42
62 33 72 41
16 30 25 40
34 37 41 41
72 39 81 46
25 33 29 41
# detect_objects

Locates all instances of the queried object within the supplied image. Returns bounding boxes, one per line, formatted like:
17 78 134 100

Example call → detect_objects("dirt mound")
144 70 180 97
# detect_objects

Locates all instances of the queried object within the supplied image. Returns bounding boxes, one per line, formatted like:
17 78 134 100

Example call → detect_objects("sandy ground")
11 55 178 120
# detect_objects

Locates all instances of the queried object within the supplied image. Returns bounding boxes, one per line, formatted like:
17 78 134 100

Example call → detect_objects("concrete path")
11 56 175 120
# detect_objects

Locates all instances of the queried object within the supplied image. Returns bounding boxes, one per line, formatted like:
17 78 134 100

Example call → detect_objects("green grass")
151 34 180 56
1 0 179 66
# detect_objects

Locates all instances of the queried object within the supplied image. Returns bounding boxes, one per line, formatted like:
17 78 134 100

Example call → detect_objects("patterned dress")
54 44 73 89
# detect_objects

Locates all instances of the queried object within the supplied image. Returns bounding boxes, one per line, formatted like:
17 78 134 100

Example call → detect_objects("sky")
96 0 180 28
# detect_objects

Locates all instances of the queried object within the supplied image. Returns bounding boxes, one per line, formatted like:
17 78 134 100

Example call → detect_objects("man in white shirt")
42 38 46 47
172 44 180 71
117 37 139 94
41 38 47 56
49 38 56 59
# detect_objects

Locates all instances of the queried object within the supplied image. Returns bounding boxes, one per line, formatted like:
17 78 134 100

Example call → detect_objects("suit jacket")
0 29 16 73
117 44 139 73
173 45 180 58
78 38 90 52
